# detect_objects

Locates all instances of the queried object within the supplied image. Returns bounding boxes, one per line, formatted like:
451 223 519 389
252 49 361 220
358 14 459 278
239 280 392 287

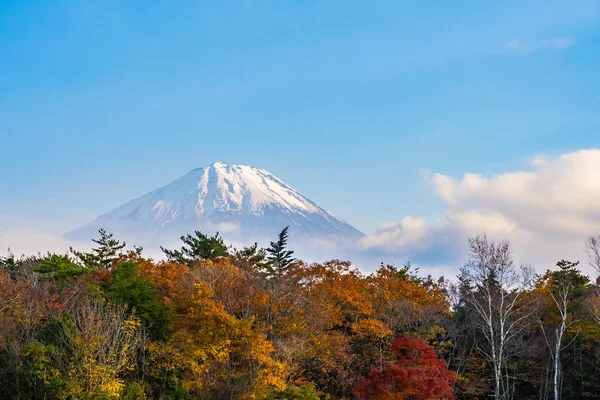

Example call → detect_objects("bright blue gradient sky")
1 0 600 236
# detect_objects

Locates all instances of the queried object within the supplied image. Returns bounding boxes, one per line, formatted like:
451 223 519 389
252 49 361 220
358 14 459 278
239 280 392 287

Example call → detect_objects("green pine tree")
0 249 17 278
70 228 126 269
34 253 85 283
266 226 296 274
161 230 229 264
233 242 269 270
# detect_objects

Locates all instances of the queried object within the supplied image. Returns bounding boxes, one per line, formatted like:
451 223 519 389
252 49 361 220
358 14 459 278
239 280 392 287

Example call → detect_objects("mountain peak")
67 163 364 246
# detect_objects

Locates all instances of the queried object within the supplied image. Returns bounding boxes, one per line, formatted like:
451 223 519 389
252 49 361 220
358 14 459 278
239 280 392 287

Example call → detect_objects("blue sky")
1 0 600 237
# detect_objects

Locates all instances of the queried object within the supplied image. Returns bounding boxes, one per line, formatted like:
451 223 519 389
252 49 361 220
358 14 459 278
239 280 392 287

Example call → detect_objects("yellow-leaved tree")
141 259 286 399
60 300 143 399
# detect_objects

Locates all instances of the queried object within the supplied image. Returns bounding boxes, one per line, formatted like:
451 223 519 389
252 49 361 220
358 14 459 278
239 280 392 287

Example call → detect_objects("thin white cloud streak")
505 38 574 55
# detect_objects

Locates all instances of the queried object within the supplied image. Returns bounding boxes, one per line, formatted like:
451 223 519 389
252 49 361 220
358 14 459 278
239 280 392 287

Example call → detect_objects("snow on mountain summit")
67 162 364 245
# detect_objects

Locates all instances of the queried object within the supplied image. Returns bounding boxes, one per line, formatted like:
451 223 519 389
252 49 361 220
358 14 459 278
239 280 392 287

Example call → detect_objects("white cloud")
362 149 600 275
506 39 532 54
5 149 600 276
0 214 87 257
542 38 574 51
0 232 73 257
204 222 240 233
505 38 574 55
360 216 429 252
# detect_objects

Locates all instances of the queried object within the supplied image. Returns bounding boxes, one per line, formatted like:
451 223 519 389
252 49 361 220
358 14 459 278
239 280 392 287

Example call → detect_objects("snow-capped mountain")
66 162 364 247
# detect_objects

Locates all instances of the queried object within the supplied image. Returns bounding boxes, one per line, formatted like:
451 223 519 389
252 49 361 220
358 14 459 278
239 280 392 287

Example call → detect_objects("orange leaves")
193 258 270 321
0 248 459 399
137 259 189 301
368 265 450 339
351 319 393 341
300 260 374 328
0 269 62 349
143 266 287 398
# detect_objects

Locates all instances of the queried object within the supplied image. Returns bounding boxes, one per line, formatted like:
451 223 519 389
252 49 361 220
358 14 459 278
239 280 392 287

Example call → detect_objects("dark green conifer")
70 229 126 269
161 231 229 264
266 226 295 274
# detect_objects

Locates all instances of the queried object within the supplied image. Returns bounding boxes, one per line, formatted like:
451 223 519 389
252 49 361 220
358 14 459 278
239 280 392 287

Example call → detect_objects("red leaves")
354 336 455 400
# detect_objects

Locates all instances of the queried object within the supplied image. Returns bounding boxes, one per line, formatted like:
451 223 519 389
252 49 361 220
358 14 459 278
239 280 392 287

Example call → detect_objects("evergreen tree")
266 226 295 274
161 230 229 264
233 242 269 270
34 253 85 283
102 261 173 340
0 249 17 279
70 228 126 269
544 260 590 400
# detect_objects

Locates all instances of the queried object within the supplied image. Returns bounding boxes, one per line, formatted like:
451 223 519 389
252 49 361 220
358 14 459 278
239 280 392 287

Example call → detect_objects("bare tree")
585 236 600 278
539 260 587 400
61 299 146 396
459 236 535 400
585 236 600 333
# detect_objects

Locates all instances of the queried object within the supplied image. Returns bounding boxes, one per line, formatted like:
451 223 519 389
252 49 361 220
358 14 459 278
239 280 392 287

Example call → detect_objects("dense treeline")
2 228 600 399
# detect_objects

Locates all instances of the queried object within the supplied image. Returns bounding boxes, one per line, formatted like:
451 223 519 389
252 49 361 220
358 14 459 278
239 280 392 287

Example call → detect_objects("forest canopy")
1 228 600 399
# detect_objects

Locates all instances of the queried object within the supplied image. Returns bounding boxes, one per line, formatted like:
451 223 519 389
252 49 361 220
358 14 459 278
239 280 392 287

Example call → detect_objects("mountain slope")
66 162 363 245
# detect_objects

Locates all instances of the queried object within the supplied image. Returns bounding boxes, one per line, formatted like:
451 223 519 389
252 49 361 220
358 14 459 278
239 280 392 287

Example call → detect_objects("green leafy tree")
16 339 64 399
259 383 322 400
70 229 126 269
161 230 229 264
265 226 295 275
102 261 173 340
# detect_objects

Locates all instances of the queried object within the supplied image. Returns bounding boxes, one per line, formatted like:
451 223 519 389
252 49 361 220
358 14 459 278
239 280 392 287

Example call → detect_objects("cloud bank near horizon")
0 215 73 257
3 149 600 276
361 149 600 275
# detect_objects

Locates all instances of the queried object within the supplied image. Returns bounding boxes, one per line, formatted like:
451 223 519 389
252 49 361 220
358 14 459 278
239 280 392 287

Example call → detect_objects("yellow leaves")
146 339 189 392
102 379 125 399
0 249 469 399
145 280 287 398
243 332 288 398
82 256 453 398
59 300 144 399
367 265 451 339
351 318 393 341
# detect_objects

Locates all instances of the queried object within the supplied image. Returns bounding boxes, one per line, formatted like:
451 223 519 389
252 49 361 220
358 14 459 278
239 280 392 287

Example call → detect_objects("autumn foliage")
4 230 600 399
354 337 455 400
